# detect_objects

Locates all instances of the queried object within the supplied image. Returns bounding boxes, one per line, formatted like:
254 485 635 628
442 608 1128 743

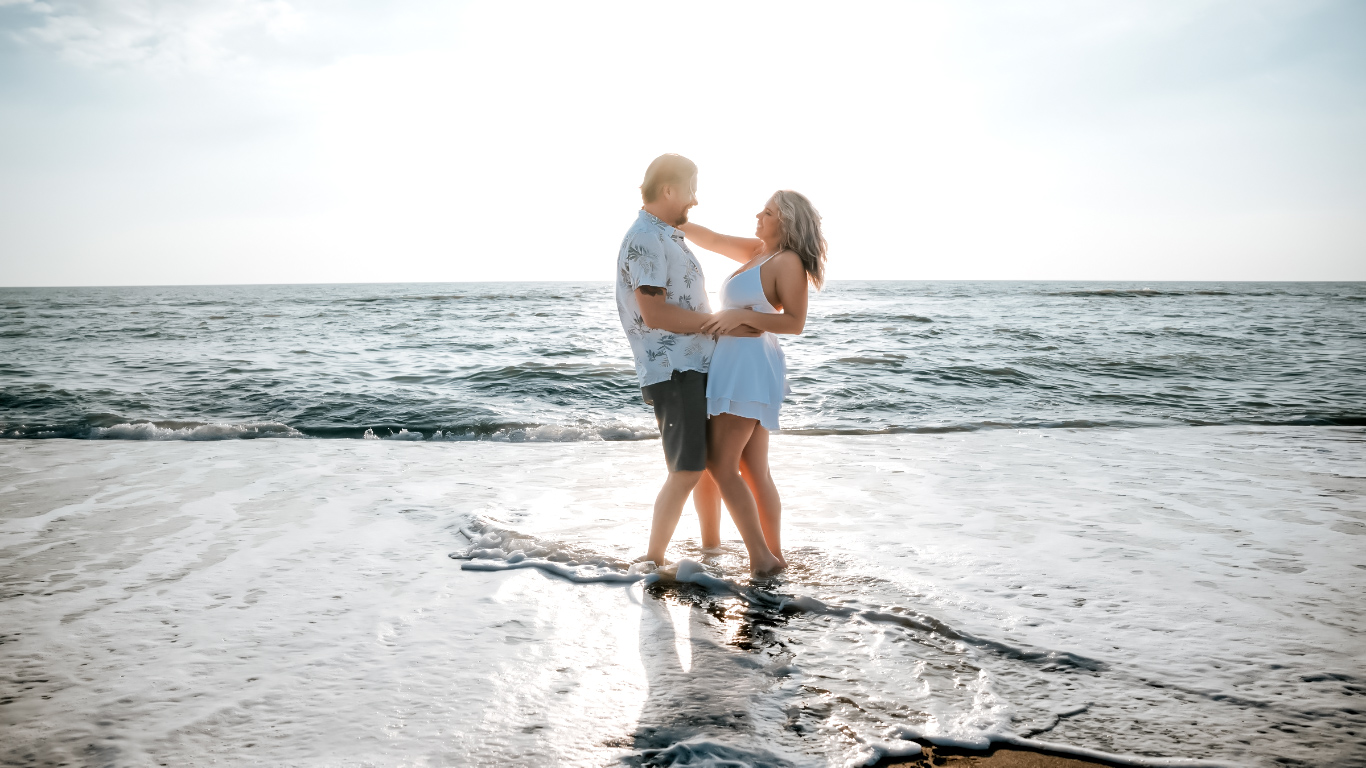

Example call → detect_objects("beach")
4 0 1365 761
3 427 1361 767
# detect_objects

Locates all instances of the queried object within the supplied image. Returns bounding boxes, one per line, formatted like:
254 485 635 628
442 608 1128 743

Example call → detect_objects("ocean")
1 281 1364 768
2 281 1363 440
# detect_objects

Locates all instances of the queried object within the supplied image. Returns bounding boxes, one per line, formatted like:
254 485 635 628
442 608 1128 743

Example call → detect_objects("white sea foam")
636 738 801 768
430 423 658 442
79 422 655 443
89 420 304 440
384 428 425 441
461 555 646 583
859 730 1240 768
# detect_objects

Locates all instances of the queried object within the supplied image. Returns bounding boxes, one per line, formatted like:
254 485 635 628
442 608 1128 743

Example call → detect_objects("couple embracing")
615 153 827 579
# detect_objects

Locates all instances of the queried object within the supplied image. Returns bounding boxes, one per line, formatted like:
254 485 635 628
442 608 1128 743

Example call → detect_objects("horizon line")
3 278 1364 290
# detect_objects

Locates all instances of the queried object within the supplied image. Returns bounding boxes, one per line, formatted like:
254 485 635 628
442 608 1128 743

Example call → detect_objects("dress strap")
739 251 780 280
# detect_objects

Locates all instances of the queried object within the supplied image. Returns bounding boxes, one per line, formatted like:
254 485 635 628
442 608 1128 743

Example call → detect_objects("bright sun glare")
0 0 1362 286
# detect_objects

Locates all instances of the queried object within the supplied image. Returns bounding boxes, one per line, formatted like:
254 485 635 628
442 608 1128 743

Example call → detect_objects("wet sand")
884 745 1119 767
2 428 1361 766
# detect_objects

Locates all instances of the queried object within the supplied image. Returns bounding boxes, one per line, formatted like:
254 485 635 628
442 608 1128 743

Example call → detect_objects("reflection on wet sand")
627 581 801 767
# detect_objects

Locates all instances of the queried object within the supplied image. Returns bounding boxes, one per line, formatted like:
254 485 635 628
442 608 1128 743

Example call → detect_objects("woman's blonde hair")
771 190 827 289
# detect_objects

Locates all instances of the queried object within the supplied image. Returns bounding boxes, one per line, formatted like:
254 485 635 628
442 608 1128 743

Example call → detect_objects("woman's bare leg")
691 470 723 551
738 426 783 568
707 413 783 578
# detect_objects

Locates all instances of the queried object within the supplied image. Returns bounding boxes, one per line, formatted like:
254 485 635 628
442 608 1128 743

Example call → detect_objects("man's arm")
635 286 709 334
636 287 762 337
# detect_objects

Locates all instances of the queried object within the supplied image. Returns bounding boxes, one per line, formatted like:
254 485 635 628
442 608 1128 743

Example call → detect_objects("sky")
0 0 1363 286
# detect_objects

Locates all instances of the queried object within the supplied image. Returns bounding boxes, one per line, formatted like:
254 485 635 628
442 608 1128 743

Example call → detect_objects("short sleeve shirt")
616 210 715 387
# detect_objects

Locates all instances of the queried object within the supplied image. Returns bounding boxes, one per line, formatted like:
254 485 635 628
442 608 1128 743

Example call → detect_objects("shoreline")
5 417 1366 442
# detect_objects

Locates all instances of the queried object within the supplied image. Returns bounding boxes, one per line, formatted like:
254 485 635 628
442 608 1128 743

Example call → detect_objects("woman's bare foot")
751 554 786 579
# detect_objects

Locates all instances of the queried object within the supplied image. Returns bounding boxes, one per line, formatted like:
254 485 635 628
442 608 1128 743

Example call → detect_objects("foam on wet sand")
1 427 1362 767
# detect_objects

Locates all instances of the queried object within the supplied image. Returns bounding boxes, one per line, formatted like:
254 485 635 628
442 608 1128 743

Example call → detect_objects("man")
615 153 735 567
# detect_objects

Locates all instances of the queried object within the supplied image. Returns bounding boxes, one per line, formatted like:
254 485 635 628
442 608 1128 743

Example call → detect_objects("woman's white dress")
707 255 791 431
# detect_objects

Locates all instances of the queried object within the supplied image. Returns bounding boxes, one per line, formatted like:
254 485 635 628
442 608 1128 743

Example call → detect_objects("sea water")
1 282 1364 767
1 281 1362 440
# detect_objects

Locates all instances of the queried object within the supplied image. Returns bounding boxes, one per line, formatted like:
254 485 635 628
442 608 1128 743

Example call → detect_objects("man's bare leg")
692 470 723 551
645 469 703 565
706 413 784 578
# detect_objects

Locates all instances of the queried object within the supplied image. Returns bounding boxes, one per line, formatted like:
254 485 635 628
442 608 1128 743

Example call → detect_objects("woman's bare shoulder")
771 250 805 273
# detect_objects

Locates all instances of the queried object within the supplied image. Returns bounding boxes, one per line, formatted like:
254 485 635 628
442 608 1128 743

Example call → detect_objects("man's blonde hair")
640 154 698 203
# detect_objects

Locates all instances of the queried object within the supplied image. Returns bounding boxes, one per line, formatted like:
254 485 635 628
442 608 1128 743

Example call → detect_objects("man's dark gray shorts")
641 369 708 473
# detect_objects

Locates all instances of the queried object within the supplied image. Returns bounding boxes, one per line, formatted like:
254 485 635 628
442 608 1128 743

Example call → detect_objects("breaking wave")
88 421 304 440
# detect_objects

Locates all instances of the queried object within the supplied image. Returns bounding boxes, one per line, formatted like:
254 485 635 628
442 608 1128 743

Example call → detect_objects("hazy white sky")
0 0 1362 286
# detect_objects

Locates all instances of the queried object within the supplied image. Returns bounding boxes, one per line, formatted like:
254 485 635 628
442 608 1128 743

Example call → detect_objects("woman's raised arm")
677 222 765 263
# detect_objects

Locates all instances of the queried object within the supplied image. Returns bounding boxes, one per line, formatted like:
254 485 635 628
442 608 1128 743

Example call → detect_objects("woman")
681 190 827 576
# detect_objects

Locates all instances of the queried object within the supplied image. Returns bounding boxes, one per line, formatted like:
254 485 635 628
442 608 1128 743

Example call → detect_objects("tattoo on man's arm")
638 286 665 297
